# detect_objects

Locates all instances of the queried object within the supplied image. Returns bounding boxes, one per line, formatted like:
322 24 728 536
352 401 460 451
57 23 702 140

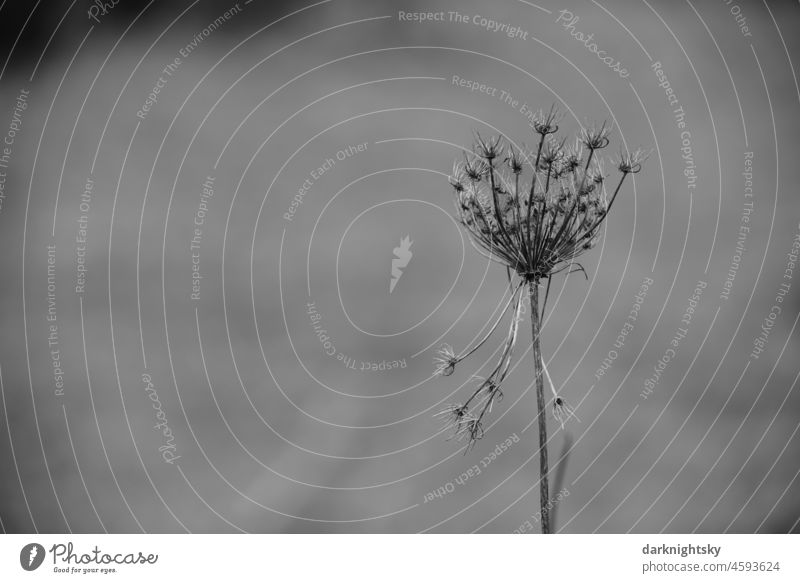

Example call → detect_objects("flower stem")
528 278 551 534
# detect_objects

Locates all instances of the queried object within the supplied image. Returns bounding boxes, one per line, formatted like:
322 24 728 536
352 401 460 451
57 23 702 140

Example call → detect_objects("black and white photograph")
0 0 798 578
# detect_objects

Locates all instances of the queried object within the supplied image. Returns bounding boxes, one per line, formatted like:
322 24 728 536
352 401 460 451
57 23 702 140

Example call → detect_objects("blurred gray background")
0 0 798 533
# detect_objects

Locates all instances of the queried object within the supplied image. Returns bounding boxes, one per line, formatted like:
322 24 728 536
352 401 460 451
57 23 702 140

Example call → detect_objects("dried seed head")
457 418 484 448
580 121 611 150
560 140 584 175
539 136 565 168
449 173 466 193
616 147 649 174
532 105 561 136
464 157 488 182
434 404 473 438
449 161 466 193
433 343 458 376
552 396 580 430
590 158 606 185
474 133 504 162
506 147 525 175
437 114 645 451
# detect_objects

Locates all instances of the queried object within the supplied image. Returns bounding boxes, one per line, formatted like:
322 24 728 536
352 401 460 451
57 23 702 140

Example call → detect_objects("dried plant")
435 106 645 533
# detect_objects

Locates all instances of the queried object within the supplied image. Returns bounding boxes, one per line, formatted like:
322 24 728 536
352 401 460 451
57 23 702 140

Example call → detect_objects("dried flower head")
506 146 525 175
435 107 644 533
434 403 468 430
589 158 606 185
580 121 611 151
558 139 584 176
538 136 565 169
449 118 635 284
616 147 649 174
532 104 562 135
433 343 458 377
449 161 466 191
436 107 643 449
463 157 489 182
474 132 505 162
459 418 484 448
541 358 580 430
552 397 580 430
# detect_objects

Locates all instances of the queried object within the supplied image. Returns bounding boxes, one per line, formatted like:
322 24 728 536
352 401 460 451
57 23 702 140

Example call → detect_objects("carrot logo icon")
20 543 45 571
390 235 413 293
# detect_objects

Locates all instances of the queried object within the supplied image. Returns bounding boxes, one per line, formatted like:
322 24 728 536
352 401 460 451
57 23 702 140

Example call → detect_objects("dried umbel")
449 113 644 285
435 107 645 532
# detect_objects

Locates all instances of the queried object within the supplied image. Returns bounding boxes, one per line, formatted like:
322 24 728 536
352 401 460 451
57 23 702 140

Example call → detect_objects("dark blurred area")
0 0 297 64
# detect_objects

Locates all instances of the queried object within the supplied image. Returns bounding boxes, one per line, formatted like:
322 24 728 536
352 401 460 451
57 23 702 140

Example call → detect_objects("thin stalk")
513 171 528 263
525 133 547 251
527 278 551 534
488 163 515 254
458 280 523 362
576 147 595 200
544 162 553 195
